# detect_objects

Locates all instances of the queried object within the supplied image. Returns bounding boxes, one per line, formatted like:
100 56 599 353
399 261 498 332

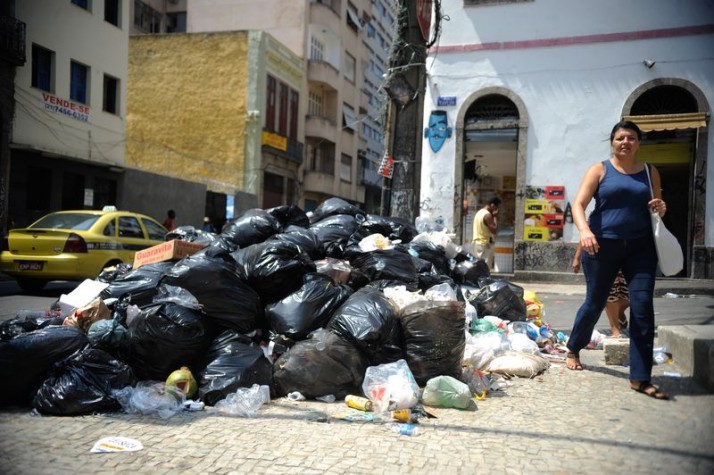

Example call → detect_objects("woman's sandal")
618 316 628 329
566 352 583 371
631 381 669 400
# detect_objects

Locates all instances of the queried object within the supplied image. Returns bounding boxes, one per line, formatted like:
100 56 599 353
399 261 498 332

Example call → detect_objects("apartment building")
9 0 131 227
126 29 305 224
185 0 397 214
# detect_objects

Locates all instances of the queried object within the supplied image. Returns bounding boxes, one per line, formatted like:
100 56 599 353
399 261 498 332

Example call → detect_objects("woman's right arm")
573 164 604 255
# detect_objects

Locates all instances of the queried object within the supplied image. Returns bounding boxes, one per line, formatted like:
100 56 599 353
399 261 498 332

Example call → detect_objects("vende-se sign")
416 0 433 42
41 92 90 122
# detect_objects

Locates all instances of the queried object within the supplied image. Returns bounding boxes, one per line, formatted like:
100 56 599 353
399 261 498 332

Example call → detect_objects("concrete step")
657 325 714 392
602 325 714 392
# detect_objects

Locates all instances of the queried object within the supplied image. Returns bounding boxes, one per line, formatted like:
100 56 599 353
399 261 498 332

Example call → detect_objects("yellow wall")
126 33 249 194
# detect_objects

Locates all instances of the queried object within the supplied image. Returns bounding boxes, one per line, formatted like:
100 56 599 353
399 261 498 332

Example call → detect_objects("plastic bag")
328 287 402 364
311 214 359 258
87 317 128 351
0 312 64 341
121 303 213 381
198 330 274 406
348 249 419 289
508 332 540 354
212 384 271 417
221 209 282 247
62 297 111 333
309 197 365 223
266 204 310 229
451 260 490 287
463 331 509 370
152 284 202 310
361 359 420 413
273 329 369 399
100 261 175 307
314 258 352 284
467 279 527 322
460 366 491 397
399 240 450 275
231 240 316 304
265 273 352 341
421 375 474 409
267 226 323 261
399 299 466 385
0 326 88 406
160 251 262 333
113 381 185 419
32 347 137 415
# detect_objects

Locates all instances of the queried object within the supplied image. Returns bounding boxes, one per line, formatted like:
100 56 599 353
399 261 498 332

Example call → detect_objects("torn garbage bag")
161 250 262 333
198 330 274 406
121 302 213 381
265 273 352 341
273 329 369 399
33 347 137 415
399 299 466 385
0 326 88 405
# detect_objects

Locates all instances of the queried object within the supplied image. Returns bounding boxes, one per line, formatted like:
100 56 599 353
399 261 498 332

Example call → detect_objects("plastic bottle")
287 391 306 401
388 422 420 436
316 394 336 403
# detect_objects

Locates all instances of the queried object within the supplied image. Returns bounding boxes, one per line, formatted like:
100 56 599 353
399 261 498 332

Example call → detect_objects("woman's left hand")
649 198 667 217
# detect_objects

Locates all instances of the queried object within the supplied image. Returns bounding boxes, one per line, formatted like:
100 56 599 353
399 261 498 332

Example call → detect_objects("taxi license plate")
18 261 44 271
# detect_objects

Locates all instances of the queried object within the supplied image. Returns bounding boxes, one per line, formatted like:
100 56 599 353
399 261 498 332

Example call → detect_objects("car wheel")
16 278 48 293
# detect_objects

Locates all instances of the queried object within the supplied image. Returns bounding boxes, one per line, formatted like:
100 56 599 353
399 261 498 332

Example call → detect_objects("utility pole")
381 0 429 221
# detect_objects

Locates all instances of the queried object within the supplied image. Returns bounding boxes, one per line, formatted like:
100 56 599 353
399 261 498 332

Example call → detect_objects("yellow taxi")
1 207 167 291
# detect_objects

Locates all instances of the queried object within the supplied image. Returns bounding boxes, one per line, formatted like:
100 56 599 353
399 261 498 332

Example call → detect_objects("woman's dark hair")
167 209 176 219
610 121 642 141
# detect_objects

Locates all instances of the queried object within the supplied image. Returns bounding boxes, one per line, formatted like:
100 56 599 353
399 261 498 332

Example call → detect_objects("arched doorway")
457 90 527 274
623 80 710 277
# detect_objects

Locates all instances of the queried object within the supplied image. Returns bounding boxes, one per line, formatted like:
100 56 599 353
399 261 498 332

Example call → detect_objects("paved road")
0 278 713 474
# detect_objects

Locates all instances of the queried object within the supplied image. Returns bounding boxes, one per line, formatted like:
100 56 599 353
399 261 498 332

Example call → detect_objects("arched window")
465 94 519 123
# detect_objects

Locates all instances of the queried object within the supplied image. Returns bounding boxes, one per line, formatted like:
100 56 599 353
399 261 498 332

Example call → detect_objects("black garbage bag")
348 249 419 289
266 204 310 229
0 312 64 341
399 299 466 385
467 279 527 321
32 347 137 415
328 287 402 364
399 241 451 275
222 209 282 247
418 272 456 291
311 214 359 258
0 326 88 406
267 226 323 261
120 303 214 381
100 261 175 307
198 330 274 406
231 240 316 304
273 329 369 399
451 259 490 287
161 251 262 333
97 262 133 283
166 225 221 246
350 214 418 245
309 197 365 223
265 273 352 341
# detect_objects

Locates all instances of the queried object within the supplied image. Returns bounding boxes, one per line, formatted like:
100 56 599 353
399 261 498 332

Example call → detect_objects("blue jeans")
567 236 657 381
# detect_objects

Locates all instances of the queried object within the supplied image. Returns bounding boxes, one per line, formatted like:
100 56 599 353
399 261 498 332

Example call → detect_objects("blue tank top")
588 160 652 239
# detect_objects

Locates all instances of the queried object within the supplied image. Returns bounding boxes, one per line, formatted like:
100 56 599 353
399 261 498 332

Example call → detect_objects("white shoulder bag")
644 164 683 276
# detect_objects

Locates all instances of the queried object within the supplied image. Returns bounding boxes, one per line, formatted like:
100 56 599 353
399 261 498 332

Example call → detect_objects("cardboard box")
133 239 206 269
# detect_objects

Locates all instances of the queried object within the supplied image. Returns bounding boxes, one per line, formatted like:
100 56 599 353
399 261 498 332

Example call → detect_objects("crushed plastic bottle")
388 422 420 436
653 347 672 365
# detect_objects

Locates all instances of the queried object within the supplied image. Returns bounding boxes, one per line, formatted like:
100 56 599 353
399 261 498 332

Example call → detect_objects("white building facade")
420 0 713 278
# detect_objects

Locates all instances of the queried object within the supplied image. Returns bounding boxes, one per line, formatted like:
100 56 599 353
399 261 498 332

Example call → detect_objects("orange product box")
133 239 206 269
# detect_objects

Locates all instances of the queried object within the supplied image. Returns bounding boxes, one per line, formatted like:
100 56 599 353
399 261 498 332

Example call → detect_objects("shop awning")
622 112 708 132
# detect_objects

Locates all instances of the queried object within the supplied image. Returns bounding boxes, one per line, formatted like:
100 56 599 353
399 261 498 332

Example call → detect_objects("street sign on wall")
416 0 433 42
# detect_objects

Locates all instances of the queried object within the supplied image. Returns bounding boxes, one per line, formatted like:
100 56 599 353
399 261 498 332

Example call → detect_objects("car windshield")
30 213 100 231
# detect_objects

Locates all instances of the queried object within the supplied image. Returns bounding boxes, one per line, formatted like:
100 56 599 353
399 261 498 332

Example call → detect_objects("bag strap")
643 163 655 200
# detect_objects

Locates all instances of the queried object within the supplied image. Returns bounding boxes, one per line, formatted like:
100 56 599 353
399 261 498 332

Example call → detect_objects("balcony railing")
0 16 26 66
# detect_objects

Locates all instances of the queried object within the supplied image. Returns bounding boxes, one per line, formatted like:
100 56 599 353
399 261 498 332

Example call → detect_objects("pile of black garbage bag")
0 198 528 415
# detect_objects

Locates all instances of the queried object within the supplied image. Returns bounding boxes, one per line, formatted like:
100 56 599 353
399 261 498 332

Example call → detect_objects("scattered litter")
90 436 143 453
663 371 682 378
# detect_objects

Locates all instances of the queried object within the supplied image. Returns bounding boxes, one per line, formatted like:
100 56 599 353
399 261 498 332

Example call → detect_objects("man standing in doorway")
472 197 501 269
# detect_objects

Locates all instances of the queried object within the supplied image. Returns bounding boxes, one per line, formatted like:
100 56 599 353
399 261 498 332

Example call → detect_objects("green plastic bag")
421 375 474 409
